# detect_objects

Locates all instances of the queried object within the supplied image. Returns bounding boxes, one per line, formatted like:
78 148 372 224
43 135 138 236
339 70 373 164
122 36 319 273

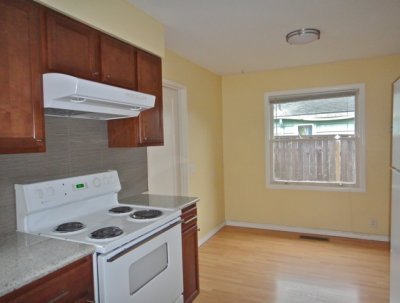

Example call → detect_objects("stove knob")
108 175 115 185
35 189 44 199
93 177 101 188
46 186 55 196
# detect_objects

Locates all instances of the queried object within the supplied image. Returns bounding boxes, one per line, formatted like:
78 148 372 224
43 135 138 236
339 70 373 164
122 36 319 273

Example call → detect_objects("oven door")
97 221 183 303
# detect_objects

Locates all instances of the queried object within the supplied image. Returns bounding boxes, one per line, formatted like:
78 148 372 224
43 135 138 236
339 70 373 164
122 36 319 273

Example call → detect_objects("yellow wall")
222 55 400 236
35 0 165 57
163 50 225 238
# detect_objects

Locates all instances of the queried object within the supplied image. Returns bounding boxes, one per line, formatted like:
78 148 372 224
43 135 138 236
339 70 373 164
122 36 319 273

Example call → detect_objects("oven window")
129 243 168 295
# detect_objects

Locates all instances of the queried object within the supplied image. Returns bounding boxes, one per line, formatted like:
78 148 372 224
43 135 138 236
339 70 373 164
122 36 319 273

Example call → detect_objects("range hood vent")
43 73 156 120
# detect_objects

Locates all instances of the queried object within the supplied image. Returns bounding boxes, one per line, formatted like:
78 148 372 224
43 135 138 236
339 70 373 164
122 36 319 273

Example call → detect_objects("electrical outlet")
369 218 378 229
189 163 196 175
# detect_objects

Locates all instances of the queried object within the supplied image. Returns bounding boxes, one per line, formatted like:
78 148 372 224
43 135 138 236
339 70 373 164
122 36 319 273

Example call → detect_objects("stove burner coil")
90 226 123 239
130 209 163 220
108 206 133 214
55 222 85 233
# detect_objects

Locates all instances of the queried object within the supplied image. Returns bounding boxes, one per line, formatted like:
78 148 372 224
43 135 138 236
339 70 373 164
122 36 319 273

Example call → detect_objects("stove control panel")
15 171 121 213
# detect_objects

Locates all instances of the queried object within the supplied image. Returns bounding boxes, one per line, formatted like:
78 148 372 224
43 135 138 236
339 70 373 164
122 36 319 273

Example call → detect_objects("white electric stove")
15 170 184 303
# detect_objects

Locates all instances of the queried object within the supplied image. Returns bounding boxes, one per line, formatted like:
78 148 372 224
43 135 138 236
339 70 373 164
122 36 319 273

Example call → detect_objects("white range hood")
43 73 156 120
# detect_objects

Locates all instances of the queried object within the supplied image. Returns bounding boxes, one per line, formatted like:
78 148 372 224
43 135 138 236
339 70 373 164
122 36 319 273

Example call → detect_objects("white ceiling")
128 0 400 75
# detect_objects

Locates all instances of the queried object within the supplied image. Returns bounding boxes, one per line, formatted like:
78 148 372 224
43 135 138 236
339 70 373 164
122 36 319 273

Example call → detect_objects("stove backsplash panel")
0 117 148 237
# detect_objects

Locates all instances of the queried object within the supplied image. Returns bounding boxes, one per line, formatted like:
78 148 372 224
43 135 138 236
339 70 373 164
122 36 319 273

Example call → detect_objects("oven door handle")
107 219 183 263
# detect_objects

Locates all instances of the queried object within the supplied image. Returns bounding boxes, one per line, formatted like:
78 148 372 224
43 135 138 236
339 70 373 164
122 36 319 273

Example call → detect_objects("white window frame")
264 84 366 192
297 124 314 136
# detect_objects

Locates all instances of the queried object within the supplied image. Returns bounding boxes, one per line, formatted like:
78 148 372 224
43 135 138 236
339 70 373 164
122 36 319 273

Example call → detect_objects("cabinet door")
100 35 136 89
0 256 94 303
182 224 200 303
44 9 99 80
107 51 163 147
0 0 45 154
107 117 140 147
137 50 164 146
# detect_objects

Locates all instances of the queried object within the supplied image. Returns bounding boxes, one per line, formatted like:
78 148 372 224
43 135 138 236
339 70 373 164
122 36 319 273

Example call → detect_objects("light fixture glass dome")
286 28 320 45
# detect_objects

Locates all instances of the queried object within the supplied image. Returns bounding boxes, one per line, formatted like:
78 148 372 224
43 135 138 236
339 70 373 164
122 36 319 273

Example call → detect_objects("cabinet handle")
86 300 94 303
92 71 99 77
184 216 197 225
47 289 69 303
106 74 111 79
107 220 183 262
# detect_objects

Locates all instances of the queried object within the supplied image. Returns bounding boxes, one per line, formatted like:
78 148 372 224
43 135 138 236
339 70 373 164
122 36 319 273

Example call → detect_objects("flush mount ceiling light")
286 28 320 45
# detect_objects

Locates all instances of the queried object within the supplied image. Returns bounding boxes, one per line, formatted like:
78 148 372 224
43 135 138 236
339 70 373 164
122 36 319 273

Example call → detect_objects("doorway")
147 80 189 196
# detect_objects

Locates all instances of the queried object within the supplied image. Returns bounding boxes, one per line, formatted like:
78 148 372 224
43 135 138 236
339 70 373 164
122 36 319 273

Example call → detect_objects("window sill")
267 182 365 192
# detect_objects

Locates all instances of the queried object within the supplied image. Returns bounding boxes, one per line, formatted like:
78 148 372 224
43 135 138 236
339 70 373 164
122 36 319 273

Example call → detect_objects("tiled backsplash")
0 117 148 237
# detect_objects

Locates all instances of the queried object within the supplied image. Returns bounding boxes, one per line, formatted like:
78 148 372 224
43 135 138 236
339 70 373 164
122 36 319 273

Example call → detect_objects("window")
297 124 314 136
265 84 365 191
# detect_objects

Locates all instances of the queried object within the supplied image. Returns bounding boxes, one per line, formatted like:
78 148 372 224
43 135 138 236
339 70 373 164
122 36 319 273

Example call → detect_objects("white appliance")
15 171 183 303
43 73 156 120
391 78 400 303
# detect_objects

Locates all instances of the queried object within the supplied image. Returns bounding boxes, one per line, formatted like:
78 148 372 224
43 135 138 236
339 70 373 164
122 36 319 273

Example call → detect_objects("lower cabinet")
181 204 200 303
0 255 94 303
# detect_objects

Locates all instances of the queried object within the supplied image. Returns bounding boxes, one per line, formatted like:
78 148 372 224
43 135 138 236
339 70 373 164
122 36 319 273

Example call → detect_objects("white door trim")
162 79 189 196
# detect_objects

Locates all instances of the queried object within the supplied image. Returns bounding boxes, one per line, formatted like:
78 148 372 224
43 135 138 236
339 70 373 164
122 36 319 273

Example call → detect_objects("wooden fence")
272 135 356 184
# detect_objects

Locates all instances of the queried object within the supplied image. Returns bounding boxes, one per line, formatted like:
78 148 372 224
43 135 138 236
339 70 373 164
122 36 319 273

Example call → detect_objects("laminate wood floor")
194 226 389 303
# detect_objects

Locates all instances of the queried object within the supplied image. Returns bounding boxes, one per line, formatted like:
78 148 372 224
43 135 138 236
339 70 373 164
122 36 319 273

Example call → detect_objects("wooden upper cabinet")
0 2 163 153
0 0 45 154
100 35 137 89
107 117 140 147
44 10 138 90
137 50 164 146
107 50 164 147
44 9 99 80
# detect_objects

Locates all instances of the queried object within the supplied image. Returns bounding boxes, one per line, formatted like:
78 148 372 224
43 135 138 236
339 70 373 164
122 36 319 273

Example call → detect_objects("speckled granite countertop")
0 231 94 297
120 194 199 210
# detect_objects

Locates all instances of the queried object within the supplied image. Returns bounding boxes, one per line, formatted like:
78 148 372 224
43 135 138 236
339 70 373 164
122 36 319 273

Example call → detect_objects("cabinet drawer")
181 204 197 220
0 255 94 303
181 205 197 232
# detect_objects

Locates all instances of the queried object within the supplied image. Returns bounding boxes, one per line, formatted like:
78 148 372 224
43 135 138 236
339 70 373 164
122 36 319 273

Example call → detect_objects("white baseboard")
226 220 389 242
198 222 226 246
